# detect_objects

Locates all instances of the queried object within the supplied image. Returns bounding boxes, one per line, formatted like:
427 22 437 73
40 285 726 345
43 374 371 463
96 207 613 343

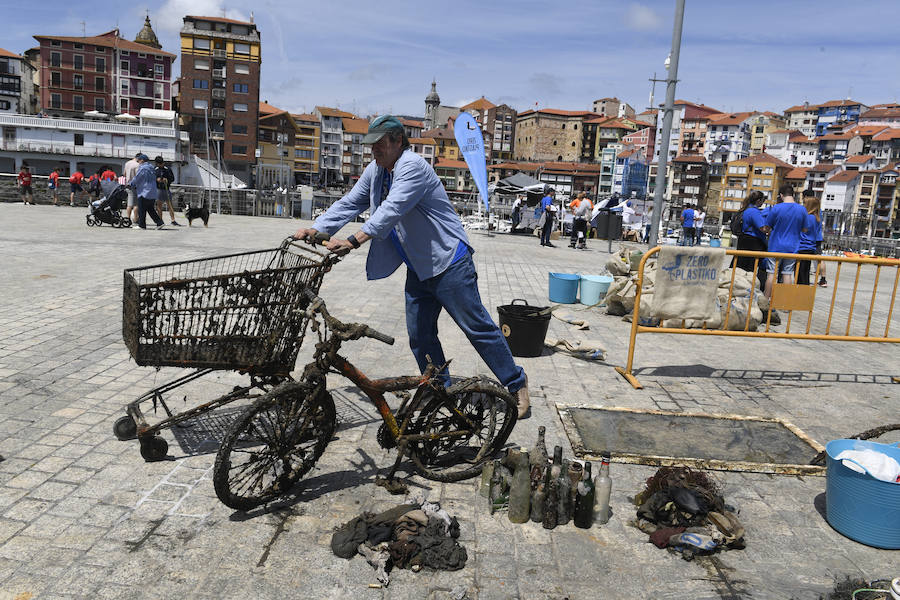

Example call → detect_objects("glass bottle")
530 467 548 523
557 456 572 525
573 461 595 529
529 426 549 490
479 459 495 498
542 446 563 529
593 451 612 525
567 460 583 509
507 449 531 524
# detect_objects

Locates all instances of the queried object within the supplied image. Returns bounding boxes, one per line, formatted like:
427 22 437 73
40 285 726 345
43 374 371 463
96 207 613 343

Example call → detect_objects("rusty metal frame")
556 403 826 476
615 246 900 389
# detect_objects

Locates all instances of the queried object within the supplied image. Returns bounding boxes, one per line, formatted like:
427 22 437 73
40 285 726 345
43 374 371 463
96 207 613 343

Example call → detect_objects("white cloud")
624 3 662 31
155 0 250 34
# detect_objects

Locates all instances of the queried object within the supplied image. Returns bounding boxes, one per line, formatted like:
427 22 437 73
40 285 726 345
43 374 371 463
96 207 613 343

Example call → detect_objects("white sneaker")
131 225 141 229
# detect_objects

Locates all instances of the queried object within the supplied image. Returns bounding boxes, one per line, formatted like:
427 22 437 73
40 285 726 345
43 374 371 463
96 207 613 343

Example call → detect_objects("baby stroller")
87 183 131 228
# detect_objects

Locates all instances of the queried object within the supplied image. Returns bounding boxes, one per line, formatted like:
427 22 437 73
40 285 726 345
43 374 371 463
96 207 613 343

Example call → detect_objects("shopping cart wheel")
113 415 137 440
213 381 335 511
139 436 168 462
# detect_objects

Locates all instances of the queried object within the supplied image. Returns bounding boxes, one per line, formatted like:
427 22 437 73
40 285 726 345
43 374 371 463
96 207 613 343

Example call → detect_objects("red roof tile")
409 137 436 145
785 168 808 180
399 118 424 127
259 101 282 115
0 47 20 59
292 113 320 124
784 104 820 113
845 154 875 164
873 129 900 141
818 99 865 108
806 163 840 173
186 15 255 26
827 170 860 183
316 106 356 118
434 158 468 169
731 153 795 170
518 109 597 118
34 32 175 58
708 112 756 126
461 97 496 111
341 117 369 134
788 131 815 142
819 131 853 141
672 154 707 163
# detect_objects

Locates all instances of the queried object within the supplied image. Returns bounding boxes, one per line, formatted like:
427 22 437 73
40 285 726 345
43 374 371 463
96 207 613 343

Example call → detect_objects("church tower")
134 15 162 49
424 79 440 130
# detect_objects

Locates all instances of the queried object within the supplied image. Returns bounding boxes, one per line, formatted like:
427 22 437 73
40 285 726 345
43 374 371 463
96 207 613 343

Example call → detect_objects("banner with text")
454 112 489 212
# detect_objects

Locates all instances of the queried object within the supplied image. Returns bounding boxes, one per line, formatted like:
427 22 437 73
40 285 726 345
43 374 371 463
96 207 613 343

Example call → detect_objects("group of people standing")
531 188 595 249
679 206 706 246
733 184 826 323
14 155 180 230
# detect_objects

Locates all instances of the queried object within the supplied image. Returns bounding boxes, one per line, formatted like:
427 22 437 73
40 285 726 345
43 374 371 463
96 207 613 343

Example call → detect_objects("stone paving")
0 203 897 600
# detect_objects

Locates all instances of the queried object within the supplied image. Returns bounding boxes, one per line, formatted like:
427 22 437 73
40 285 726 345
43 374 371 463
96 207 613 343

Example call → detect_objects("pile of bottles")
479 426 612 529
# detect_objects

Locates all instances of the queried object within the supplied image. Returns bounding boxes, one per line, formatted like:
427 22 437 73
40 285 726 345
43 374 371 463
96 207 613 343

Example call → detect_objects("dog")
182 198 210 227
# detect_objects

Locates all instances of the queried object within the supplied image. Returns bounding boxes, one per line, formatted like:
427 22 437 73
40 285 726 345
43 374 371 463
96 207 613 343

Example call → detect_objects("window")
50 40 61 47
95 97 105 111
121 50 129 56
95 76 104 92
95 46 105 53
193 79 209 89
826 194 835 203
194 38 210 50
95 57 105 72
232 25 249 35
138 52 146 58
73 74 83 89
194 58 209 70
50 52 61 67
195 20 211 30
233 103 248 112
50 93 61 108
72 96 83 111
154 102 163 109
232 83 248 93
135 81 146 97
155 64 164 78
73 55 83 70
234 63 249 75
232 144 248 155
232 124 247 134
121 79 129 95
234 43 250 55
154 83 163 98
51 71 61 86
120 60 129 74
193 99 208 110
120 98 128 111
73 42 83 49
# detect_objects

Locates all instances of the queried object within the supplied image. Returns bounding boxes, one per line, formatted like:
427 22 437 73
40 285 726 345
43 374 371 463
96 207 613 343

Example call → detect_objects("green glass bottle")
573 461 595 529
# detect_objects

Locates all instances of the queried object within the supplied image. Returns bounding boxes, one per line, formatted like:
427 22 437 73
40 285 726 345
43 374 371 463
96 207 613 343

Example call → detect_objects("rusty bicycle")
212 254 517 510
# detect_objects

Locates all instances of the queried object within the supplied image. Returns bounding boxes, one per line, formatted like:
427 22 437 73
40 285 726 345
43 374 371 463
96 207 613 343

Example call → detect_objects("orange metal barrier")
616 246 900 389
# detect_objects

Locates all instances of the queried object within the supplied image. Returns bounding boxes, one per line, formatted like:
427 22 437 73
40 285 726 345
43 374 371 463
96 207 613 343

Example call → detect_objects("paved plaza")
0 203 897 600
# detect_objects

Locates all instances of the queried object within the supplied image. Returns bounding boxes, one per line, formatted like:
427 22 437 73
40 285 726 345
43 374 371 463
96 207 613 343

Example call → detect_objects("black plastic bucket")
497 299 551 357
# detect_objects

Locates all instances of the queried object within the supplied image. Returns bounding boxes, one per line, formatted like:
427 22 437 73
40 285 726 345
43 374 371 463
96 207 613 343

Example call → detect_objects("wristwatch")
346 235 360 249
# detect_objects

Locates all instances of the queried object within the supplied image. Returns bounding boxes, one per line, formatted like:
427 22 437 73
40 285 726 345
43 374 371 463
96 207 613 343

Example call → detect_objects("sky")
5 0 900 119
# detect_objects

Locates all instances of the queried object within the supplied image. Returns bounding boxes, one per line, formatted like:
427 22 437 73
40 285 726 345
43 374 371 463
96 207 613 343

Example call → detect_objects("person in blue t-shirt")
538 188 557 247
796 190 822 286
762 184 808 302
734 190 768 292
680 206 695 246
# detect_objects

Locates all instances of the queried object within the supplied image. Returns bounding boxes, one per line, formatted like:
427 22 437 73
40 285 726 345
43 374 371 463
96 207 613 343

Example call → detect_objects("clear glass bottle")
573 461 595 529
542 446 562 529
507 449 531 524
593 451 612 525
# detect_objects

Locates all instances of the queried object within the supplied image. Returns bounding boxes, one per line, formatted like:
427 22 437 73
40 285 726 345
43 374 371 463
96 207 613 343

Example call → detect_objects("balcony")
211 89 226 99
213 49 227 59
210 131 224 140
210 108 225 118
212 68 226 79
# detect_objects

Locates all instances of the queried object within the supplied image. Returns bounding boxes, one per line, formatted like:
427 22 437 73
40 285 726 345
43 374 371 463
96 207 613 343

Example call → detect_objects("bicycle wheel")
408 377 517 483
213 380 335 511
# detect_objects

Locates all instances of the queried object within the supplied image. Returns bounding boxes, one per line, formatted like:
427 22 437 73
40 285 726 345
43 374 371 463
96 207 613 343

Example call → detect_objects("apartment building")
592 97 635 119
35 22 175 117
858 106 900 128
748 112 786 152
515 109 594 162
256 101 296 189
341 117 371 183
704 112 756 177
667 154 709 216
179 15 261 183
871 163 899 237
718 153 794 217
409 137 437 166
292 113 320 185
315 106 354 186
784 103 819 137
421 126 459 160
654 100 721 164
815 99 868 136
461 96 516 163
623 127 655 164
870 128 900 167
0 48 36 114
804 163 842 199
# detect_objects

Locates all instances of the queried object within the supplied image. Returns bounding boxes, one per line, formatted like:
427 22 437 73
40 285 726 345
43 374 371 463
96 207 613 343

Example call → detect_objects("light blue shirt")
312 149 471 281
128 162 158 200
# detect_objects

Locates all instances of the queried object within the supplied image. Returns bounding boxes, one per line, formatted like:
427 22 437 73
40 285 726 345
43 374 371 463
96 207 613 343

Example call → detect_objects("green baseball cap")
362 115 405 144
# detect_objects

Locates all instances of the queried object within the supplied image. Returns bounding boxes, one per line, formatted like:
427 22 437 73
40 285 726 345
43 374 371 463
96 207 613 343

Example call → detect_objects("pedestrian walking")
762 184 808 315
510 195 522 231
17 165 34 205
733 190 768 293
48 168 60 206
123 153 141 223
154 156 181 226
69 170 87 206
796 190 822 286
128 154 165 230
293 115 530 418
694 209 706 245
538 188 557 247
679 205 696 246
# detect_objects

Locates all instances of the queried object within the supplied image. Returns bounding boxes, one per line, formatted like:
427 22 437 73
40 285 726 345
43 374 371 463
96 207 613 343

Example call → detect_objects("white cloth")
836 448 900 483
650 246 726 321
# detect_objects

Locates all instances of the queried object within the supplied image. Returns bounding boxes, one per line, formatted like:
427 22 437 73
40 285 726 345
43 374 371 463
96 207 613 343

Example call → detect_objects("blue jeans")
405 254 527 394
541 215 554 245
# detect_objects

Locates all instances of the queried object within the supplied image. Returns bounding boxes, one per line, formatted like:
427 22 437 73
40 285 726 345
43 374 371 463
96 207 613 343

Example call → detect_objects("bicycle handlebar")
301 289 395 346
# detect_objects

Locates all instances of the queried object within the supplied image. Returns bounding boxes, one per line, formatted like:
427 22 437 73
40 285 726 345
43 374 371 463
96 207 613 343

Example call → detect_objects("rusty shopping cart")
113 238 336 461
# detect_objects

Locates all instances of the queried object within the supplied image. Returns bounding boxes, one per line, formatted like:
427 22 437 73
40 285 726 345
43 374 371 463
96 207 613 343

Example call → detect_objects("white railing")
0 113 175 137
0 140 178 160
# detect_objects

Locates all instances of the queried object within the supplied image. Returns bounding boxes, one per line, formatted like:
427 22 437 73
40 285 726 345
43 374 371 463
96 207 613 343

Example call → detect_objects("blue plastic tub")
549 273 580 304
825 439 900 549
580 275 614 306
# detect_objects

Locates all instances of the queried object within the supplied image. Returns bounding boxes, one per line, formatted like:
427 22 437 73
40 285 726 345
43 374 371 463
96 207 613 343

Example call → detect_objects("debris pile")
631 466 746 561
331 495 466 586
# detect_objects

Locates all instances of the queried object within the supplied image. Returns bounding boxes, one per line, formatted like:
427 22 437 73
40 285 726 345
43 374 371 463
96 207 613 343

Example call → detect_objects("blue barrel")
580 275 613 306
825 439 900 549
549 273 580 303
